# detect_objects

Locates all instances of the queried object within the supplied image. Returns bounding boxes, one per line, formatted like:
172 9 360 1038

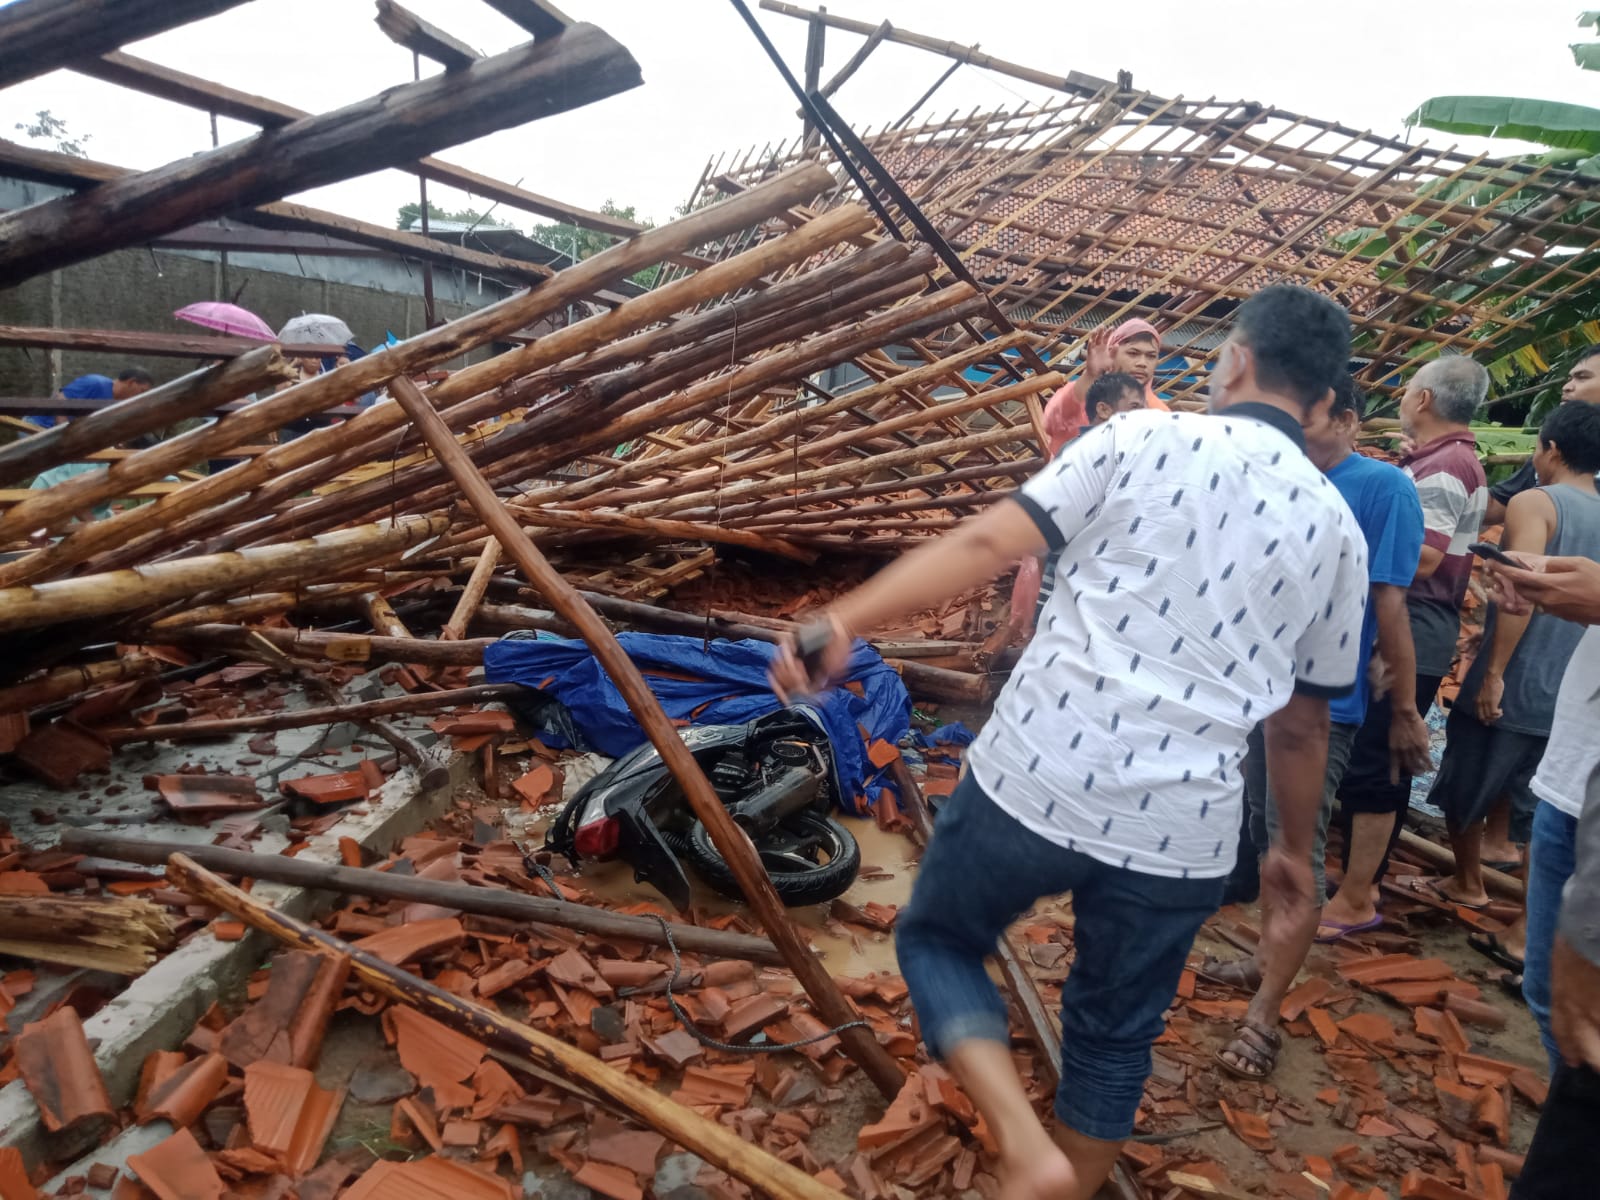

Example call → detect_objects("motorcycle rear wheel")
684 810 860 908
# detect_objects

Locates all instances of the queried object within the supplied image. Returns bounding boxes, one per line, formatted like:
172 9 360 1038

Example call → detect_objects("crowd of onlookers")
775 293 1600 1199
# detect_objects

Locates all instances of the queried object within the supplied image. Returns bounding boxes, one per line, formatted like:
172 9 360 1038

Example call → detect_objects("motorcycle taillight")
574 815 621 859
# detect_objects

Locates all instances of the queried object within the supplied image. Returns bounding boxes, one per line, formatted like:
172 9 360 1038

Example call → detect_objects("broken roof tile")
587 1114 667 1179
353 917 465 966
511 763 555 805
126 1127 225 1200
574 1162 646 1200
14 1007 114 1133
390 1005 486 1111
136 1052 228 1127
543 948 614 996
337 1156 516 1200
280 769 372 806
219 950 349 1070
147 773 264 815
242 1061 344 1175
0 1147 37 1200
15 722 111 789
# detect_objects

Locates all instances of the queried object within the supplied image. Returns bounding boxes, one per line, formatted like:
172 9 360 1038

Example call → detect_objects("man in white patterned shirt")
771 285 1367 1200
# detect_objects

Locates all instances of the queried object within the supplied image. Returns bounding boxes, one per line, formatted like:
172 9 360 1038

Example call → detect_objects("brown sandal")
1194 955 1262 992
1214 1021 1281 1080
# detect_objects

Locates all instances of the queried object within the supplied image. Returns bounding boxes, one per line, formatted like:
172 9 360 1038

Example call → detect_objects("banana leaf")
1407 96 1600 154
1575 41 1600 71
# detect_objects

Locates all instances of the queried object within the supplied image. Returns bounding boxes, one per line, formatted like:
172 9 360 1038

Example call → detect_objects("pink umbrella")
173 301 277 342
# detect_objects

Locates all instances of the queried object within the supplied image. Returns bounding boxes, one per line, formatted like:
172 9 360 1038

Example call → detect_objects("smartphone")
1468 542 1527 570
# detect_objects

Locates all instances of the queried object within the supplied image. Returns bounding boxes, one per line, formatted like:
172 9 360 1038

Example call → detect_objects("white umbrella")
278 313 354 346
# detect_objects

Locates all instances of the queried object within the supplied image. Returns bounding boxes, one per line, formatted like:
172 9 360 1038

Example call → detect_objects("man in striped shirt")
1321 355 1489 937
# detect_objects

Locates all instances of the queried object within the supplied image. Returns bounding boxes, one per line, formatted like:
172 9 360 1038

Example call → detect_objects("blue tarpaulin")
482 633 912 815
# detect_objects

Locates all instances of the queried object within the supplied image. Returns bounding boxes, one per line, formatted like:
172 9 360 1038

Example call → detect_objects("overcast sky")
5 0 1594 234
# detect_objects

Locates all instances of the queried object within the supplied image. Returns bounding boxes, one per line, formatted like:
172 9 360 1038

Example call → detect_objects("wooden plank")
0 24 643 283
374 0 481 70
0 0 252 88
478 0 573 39
70 50 647 239
0 139 550 285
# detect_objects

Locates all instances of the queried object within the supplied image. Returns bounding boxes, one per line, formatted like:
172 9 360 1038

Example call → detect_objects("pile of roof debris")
1 0 1590 1196
0 711 1552 1200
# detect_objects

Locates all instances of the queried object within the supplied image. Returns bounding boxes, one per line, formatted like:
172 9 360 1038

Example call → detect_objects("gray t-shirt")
1458 485 1600 735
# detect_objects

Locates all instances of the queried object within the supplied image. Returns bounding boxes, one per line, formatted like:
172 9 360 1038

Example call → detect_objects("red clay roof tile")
14 1007 114 1133
337 1156 517 1200
389 1005 485 1111
126 1127 225 1200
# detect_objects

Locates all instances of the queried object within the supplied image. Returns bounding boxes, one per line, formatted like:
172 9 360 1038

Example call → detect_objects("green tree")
15 110 88 157
532 200 663 289
395 201 506 231
1372 10 1600 421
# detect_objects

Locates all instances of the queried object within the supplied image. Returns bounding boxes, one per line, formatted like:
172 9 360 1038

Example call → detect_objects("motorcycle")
545 708 861 912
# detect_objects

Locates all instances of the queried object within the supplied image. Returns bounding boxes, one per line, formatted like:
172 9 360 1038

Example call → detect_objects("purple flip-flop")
1314 914 1382 944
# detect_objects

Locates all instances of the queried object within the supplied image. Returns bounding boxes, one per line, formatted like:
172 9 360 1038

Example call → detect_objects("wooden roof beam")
0 24 643 284
0 139 549 285
375 0 481 71
478 0 573 40
758 0 1178 116
70 50 647 239
0 0 253 89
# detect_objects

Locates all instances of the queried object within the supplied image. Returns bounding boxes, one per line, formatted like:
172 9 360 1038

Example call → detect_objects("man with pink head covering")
1042 318 1170 454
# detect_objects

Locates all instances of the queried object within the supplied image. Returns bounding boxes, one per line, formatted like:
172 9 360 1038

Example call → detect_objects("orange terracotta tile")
220 950 349 1070
243 1061 344 1174
339 1156 517 1200
1509 1068 1548 1109
390 1005 485 1111
1338 955 1454 986
575 1162 645 1200
281 768 374 805
353 917 466 966
1219 1099 1274 1152
1280 977 1331 1022
543 949 614 997
149 773 264 815
1337 1012 1396 1047
588 1114 667 1179
1306 1007 1340 1048
0 1146 37 1200
126 1127 224 1200
14 1007 113 1133
136 1052 228 1126
511 763 555 804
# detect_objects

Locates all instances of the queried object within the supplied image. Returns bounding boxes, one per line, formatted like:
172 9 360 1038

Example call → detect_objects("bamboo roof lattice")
6 1 1600 661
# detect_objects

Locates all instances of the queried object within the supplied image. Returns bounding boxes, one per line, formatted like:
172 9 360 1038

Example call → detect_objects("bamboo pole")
621 370 1062 520
525 509 816 562
177 218 904 559
216 281 981 561
162 853 847 1200
107 683 521 744
108 251 926 571
0 163 837 564
0 654 159 714
0 515 447 634
534 331 1032 510
441 538 501 641
0 348 293 489
386 374 904 1098
171 623 488 667
56 831 784 965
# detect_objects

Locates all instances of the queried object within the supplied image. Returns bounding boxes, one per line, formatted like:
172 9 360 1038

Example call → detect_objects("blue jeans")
897 775 1223 1142
1523 800 1579 1075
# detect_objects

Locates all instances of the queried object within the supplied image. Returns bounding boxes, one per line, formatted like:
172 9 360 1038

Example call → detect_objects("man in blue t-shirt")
1202 376 1428 1080
30 368 155 429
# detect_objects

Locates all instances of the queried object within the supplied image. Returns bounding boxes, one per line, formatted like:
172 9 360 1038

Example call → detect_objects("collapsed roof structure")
0 2 1594 1195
